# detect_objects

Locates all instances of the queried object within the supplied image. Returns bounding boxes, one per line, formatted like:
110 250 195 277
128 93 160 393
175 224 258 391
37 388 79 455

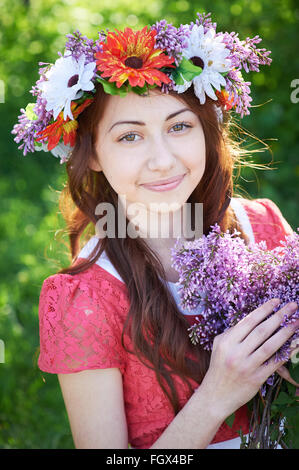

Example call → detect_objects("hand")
200 298 299 420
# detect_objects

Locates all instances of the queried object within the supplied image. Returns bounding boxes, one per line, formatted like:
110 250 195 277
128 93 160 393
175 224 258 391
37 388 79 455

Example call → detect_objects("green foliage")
96 76 156 97
289 360 299 383
225 412 236 428
0 0 298 449
271 367 299 449
96 77 129 96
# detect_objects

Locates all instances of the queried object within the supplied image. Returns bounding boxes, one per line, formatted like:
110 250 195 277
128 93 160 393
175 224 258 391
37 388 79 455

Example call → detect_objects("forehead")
101 90 188 124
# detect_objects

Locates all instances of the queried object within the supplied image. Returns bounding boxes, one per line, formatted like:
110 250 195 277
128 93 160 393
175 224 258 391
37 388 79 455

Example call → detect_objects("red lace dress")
38 198 294 449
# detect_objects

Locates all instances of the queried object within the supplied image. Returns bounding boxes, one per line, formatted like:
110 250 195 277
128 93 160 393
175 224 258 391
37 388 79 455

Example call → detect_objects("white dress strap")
78 236 125 284
230 197 255 244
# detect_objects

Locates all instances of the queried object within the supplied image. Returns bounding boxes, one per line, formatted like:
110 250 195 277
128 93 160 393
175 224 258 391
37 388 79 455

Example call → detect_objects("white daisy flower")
38 53 96 121
35 141 73 164
174 24 231 104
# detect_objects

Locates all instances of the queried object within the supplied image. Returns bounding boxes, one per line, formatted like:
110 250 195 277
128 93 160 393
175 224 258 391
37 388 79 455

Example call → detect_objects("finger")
250 318 299 368
277 365 299 387
232 298 281 342
242 302 298 354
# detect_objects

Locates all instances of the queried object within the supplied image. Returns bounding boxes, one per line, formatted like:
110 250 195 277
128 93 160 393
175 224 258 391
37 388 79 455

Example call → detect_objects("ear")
88 157 102 172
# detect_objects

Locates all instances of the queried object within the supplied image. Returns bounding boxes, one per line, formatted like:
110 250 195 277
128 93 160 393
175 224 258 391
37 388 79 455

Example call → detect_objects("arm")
58 299 299 449
58 368 128 449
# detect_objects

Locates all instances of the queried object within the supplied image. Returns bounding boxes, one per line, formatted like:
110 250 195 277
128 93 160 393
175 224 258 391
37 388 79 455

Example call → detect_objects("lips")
141 174 185 187
140 173 186 192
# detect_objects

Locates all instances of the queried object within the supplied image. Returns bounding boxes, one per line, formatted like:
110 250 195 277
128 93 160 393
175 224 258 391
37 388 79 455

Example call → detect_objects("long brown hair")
56 82 259 414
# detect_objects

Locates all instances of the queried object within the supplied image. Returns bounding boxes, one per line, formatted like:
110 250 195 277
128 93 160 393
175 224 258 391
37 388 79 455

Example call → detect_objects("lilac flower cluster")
151 20 190 66
190 11 217 33
220 32 272 117
222 32 272 73
62 29 106 69
171 225 299 365
11 63 55 154
11 83 53 155
225 69 252 117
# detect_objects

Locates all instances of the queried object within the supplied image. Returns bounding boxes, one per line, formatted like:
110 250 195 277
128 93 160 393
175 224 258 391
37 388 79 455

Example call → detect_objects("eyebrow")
108 108 192 132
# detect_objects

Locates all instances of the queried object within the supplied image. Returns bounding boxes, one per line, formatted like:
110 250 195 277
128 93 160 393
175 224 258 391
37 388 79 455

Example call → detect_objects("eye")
170 122 192 133
118 132 141 143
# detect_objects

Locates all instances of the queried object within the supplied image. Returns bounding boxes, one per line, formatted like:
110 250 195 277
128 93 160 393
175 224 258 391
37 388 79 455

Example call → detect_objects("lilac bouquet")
171 225 299 448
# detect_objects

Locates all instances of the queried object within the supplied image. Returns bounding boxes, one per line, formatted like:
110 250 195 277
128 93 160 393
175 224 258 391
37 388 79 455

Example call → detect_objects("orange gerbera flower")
215 89 234 111
95 26 175 88
35 99 93 151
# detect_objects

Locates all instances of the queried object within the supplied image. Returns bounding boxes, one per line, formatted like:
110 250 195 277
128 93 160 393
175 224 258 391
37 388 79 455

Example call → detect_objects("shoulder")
38 264 130 374
39 262 129 319
233 197 293 249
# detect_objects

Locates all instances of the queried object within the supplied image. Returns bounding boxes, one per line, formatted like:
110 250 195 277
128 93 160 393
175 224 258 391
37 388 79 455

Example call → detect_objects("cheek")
97 143 134 184
190 158 205 186
182 137 206 173
184 143 206 188
102 158 140 194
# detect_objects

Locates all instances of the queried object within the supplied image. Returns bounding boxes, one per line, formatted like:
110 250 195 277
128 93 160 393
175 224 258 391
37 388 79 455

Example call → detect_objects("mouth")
140 173 186 192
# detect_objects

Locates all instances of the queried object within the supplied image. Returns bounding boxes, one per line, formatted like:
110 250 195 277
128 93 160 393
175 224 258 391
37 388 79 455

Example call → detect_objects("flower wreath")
12 12 272 164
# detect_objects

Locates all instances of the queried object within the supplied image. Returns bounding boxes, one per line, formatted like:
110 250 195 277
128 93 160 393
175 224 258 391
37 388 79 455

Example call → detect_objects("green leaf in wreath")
96 77 128 97
181 71 202 83
172 57 203 86
133 84 148 95
180 70 199 82
171 69 186 86
132 84 157 95
34 141 43 149
179 57 203 74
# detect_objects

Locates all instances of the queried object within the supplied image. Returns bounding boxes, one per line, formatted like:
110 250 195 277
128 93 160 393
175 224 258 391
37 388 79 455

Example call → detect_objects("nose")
147 136 176 172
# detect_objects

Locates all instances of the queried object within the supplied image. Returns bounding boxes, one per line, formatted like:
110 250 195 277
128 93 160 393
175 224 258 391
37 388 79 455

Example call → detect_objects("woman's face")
90 90 206 214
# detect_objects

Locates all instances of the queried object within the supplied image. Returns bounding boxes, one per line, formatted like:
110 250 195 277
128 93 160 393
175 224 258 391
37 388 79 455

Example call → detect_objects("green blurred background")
0 0 298 448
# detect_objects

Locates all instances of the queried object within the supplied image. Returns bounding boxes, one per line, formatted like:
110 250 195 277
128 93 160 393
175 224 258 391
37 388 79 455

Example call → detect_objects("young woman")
13 13 298 449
